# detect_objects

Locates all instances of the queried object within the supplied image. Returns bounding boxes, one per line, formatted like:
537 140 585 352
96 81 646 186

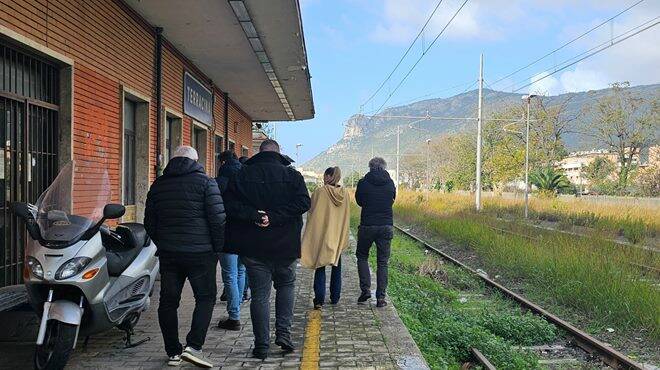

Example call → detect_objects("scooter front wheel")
33 321 77 370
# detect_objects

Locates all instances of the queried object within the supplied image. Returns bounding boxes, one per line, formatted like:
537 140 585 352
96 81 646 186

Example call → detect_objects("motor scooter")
11 162 159 370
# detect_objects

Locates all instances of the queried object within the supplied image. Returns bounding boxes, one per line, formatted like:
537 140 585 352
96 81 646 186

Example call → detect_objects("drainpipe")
223 92 229 149
155 27 164 176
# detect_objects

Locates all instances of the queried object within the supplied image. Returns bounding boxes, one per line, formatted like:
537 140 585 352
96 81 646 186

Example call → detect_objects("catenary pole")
475 53 484 211
396 125 400 187
524 97 531 219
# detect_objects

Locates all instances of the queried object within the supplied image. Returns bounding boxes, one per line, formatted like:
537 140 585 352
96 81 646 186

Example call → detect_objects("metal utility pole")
426 139 431 190
396 125 400 187
524 99 531 218
295 143 303 166
475 53 484 211
522 94 537 219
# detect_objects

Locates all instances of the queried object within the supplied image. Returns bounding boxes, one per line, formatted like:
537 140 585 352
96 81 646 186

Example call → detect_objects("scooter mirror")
103 204 126 219
10 202 34 220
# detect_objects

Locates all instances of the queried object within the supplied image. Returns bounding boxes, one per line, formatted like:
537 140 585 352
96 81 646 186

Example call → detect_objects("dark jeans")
356 225 393 299
313 257 342 305
241 256 296 352
158 253 217 356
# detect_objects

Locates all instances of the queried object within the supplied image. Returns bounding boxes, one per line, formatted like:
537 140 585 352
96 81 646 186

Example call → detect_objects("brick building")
0 0 314 288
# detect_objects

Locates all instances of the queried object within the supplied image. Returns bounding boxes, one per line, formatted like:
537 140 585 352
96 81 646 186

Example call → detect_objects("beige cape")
300 185 350 269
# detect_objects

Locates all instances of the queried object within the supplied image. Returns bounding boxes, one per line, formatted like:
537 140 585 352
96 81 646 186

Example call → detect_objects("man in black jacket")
144 146 225 368
214 150 246 331
355 157 396 308
223 139 310 360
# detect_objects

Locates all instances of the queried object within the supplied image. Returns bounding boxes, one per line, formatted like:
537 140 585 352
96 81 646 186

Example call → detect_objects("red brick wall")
228 101 253 157
1 0 254 212
1 0 156 215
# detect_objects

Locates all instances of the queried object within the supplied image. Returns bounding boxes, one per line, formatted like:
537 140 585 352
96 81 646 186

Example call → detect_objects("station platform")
0 239 427 370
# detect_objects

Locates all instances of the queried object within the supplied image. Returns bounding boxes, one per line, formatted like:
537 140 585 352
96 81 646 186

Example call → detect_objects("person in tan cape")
301 167 350 309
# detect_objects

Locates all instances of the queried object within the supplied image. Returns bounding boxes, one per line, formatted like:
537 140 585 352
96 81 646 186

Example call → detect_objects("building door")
1 42 59 287
191 125 207 170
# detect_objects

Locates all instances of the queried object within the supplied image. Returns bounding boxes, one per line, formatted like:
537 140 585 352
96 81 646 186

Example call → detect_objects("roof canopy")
126 0 314 121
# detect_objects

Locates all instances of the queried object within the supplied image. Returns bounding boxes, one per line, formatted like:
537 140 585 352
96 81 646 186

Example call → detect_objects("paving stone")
0 234 427 369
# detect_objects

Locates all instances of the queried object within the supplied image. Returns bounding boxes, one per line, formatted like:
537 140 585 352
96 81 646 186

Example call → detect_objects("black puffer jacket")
144 157 225 254
215 158 242 194
355 169 396 226
223 151 311 261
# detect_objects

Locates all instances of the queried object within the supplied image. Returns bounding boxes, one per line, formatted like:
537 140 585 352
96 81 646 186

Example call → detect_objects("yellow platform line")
300 308 322 369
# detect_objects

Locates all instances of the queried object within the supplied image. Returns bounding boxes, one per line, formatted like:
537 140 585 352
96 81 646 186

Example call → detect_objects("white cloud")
529 72 561 96
519 2 660 94
369 0 530 44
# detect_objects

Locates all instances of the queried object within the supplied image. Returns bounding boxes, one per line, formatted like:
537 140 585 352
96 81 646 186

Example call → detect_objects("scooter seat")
116 223 150 250
105 223 151 277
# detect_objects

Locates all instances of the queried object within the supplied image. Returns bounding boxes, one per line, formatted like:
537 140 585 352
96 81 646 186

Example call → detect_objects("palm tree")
529 167 571 196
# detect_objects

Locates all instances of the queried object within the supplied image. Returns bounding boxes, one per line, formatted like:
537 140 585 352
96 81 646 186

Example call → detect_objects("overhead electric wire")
509 16 659 94
480 14 659 113
372 0 471 115
489 0 646 87
363 79 477 115
360 0 446 111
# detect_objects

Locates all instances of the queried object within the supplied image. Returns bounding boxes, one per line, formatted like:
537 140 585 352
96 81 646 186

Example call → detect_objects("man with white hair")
355 157 396 308
144 145 225 368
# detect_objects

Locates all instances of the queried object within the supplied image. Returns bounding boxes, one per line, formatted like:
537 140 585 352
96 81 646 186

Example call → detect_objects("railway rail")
393 224 645 370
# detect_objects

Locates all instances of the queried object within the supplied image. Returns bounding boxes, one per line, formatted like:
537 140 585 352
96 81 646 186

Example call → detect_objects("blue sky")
274 0 660 164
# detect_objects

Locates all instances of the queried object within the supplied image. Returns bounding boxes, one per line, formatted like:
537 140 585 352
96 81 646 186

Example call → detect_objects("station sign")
184 72 213 126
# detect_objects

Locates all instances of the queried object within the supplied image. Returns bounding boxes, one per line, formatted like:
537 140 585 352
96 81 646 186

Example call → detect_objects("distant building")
252 129 270 155
558 146 657 192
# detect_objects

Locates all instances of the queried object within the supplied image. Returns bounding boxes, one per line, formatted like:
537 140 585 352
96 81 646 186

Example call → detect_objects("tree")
634 164 660 197
582 157 617 195
529 167 571 197
583 157 616 182
400 153 427 189
344 171 362 188
585 82 659 193
433 132 477 190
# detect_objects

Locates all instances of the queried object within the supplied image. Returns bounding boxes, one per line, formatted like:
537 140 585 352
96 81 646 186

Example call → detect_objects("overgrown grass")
394 192 660 341
408 192 659 244
373 234 558 369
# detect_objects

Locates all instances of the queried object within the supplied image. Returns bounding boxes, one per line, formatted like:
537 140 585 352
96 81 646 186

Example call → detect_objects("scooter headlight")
26 257 44 279
55 257 92 280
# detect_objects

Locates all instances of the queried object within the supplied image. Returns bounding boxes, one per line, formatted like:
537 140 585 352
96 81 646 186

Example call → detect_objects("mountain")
303 84 660 173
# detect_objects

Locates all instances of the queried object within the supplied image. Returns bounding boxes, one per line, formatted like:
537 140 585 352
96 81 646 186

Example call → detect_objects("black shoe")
252 349 268 360
357 292 371 305
313 302 323 310
376 298 388 308
242 292 250 302
217 319 241 331
220 290 227 302
275 337 295 354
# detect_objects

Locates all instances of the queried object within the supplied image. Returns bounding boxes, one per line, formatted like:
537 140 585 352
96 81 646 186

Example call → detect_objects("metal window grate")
1 41 59 288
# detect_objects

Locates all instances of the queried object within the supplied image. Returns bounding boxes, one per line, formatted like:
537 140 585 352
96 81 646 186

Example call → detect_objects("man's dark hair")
259 139 280 153
238 156 249 164
219 150 237 163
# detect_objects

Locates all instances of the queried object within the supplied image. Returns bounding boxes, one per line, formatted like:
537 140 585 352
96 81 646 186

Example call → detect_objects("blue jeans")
313 257 342 305
219 253 246 320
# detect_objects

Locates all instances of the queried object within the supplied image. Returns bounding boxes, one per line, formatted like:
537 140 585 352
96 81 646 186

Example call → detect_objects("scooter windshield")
34 162 111 244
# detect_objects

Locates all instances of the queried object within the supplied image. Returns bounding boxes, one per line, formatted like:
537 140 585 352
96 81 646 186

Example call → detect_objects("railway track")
393 224 646 370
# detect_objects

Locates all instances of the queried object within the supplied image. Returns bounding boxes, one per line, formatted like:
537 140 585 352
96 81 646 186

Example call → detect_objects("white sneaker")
167 354 182 366
181 346 213 368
